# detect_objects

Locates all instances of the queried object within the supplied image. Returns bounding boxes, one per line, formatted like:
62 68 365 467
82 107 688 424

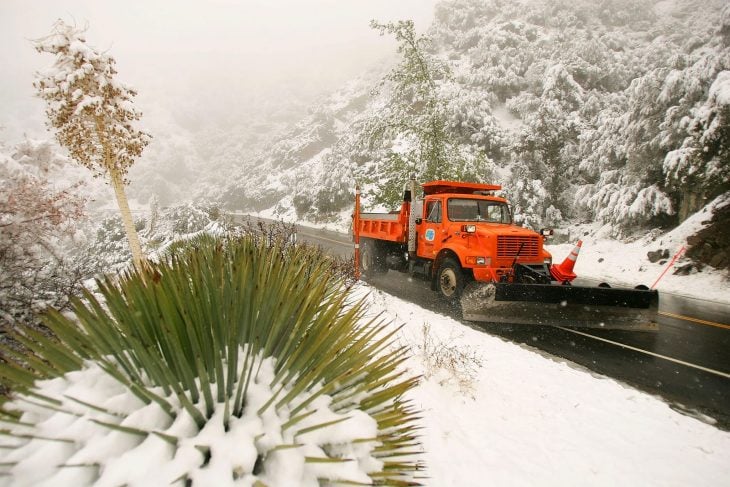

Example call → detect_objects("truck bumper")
471 267 499 282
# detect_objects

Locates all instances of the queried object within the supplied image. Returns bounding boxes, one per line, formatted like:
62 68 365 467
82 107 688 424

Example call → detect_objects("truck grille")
497 236 539 259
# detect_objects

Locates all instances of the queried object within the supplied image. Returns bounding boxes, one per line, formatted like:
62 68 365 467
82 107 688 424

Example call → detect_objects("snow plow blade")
460 282 659 331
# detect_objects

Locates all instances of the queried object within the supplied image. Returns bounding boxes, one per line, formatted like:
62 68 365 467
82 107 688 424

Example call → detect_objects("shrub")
0 235 423 485
416 323 483 397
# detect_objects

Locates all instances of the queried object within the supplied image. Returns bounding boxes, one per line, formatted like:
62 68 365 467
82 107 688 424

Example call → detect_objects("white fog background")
0 0 437 141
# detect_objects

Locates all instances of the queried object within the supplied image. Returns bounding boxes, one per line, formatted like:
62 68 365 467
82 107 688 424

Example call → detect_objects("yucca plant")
0 235 424 485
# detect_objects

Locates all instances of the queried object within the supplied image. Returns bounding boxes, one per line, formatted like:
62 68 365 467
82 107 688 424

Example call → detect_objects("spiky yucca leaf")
0 235 424 485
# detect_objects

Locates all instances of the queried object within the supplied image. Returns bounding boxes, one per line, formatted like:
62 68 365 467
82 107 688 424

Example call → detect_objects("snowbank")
361 286 730 486
547 194 730 304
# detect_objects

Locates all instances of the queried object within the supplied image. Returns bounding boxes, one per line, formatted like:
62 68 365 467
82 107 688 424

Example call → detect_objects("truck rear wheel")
360 239 388 278
437 257 464 303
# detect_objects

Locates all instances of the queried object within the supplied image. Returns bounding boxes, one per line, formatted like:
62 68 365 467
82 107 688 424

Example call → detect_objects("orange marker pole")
651 245 686 289
354 185 361 281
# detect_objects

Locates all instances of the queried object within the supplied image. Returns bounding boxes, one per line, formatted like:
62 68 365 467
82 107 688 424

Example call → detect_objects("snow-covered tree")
363 20 491 207
663 68 730 219
33 20 151 269
508 65 583 222
442 82 508 159
0 139 86 328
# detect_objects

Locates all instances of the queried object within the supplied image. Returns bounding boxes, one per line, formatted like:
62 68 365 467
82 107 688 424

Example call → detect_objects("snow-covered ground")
546 194 729 304
7 278 728 486
5 204 729 485
360 285 730 486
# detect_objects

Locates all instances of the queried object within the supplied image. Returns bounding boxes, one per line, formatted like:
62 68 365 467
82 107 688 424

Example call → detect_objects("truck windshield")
447 198 511 224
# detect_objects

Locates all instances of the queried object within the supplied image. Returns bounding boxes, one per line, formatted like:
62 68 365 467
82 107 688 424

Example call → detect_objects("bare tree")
33 20 151 268
0 139 86 329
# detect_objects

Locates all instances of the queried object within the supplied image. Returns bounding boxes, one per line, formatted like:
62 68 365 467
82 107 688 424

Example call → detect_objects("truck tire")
360 239 388 278
436 257 464 303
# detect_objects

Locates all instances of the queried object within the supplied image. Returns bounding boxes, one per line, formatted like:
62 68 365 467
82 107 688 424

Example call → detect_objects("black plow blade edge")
460 282 659 331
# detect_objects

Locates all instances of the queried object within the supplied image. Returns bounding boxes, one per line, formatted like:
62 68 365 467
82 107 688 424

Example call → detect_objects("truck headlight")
476 257 486 265
467 256 490 266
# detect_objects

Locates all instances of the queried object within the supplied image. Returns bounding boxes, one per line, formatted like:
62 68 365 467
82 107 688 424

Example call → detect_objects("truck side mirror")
514 214 524 226
461 224 476 233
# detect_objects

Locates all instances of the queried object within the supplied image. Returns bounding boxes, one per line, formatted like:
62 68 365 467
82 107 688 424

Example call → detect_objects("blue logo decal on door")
425 229 436 241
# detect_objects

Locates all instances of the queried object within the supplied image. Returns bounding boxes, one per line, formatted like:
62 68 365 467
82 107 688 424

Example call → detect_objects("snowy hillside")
220 72 389 218
220 0 729 254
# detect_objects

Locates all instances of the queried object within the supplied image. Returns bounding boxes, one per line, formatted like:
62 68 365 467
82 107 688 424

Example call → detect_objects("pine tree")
663 70 730 219
510 65 583 222
33 20 150 269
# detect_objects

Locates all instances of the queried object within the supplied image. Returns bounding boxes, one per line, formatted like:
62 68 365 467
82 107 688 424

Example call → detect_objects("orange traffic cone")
550 240 582 283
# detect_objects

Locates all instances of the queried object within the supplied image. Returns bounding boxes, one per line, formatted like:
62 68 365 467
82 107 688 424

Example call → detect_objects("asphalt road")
236 215 730 429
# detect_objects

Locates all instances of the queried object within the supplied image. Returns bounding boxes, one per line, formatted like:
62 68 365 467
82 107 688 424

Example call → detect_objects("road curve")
235 215 730 429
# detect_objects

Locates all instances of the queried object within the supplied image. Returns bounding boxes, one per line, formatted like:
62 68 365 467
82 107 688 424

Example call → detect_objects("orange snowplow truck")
353 179 659 330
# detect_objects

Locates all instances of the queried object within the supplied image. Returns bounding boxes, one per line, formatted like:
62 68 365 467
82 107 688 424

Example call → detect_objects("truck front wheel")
437 257 464 303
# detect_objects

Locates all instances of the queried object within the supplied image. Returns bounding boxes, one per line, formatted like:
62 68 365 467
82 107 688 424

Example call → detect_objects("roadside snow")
547 193 730 304
3 252 728 485
360 285 730 486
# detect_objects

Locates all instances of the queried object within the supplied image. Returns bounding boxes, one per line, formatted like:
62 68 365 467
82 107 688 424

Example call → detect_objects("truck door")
418 198 443 259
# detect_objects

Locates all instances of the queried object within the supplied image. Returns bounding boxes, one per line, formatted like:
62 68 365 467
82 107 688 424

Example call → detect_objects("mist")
0 0 438 141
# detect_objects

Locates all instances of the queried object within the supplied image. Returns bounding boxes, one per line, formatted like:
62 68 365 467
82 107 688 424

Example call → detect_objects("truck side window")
426 201 442 223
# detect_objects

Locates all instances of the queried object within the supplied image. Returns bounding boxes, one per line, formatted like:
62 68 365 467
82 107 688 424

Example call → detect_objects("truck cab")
415 181 553 285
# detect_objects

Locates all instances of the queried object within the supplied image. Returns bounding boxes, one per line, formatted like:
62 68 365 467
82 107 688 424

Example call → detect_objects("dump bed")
356 210 408 243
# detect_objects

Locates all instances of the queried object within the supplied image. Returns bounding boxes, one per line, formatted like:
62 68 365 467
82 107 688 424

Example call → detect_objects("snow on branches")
0 139 86 327
0 139 85 252
34 19 150 268
663 70 730 200
33 20 150 180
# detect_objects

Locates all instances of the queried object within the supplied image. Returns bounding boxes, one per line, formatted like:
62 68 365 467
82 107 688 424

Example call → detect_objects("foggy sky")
0 0 438 141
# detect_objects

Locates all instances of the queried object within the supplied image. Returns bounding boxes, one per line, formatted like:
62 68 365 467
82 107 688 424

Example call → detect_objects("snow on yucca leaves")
0 236 423 485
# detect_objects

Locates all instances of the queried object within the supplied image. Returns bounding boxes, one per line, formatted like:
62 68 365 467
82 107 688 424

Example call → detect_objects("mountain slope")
220 0 729 238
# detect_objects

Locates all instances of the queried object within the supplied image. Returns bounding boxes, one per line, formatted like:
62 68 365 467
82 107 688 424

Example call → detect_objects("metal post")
407 178 417 256
354 185 361 281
